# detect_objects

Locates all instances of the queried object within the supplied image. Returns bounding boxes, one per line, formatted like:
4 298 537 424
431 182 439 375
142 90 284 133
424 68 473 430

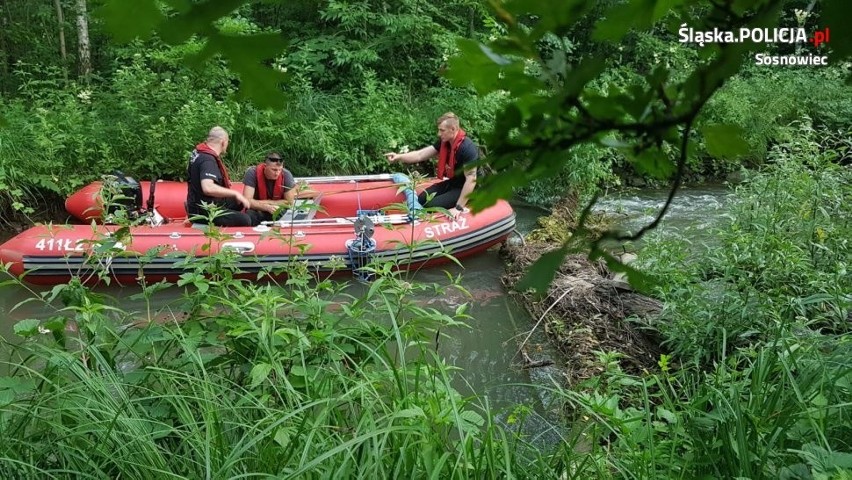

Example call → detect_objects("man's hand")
447 205 464 219
234 192 251 210
384 152 399 163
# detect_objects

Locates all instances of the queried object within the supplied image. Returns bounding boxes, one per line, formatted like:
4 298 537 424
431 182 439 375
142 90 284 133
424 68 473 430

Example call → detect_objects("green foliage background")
0 1 850 478
0 0 849 225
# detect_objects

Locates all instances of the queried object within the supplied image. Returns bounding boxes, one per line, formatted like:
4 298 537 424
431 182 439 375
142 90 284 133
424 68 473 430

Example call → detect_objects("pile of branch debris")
501 200 665 386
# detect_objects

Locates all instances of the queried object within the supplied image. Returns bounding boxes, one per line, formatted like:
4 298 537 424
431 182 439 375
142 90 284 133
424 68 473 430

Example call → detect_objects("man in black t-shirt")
242 152 297 225
384 112 477 218
185 126 252 226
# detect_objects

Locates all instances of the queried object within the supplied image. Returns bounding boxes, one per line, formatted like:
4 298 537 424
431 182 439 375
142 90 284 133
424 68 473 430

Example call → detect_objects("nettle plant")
1 220 537 477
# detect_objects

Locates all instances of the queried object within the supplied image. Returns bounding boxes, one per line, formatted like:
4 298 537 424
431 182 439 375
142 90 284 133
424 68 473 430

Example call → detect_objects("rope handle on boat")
296 181 416 198
94 175 423 199
258 211 412 227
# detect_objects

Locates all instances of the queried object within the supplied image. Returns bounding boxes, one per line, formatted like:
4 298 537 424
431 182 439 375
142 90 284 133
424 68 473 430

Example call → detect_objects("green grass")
0 244 556 478
560 139 852 478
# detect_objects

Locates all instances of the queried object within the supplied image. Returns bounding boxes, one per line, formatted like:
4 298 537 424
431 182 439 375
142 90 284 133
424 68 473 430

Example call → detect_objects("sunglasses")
266 156 283 164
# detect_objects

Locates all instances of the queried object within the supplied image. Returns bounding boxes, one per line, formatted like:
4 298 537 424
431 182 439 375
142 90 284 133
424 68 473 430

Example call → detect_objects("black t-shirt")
243 166 296 199
186 150 228 215
432 136 478 187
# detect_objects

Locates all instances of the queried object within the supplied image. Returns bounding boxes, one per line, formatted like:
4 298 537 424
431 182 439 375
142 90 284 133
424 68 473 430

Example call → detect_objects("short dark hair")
265 152 283 163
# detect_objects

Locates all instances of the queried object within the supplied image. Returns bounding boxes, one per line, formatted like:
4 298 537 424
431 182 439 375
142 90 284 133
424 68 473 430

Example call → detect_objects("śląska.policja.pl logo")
678 25 832 66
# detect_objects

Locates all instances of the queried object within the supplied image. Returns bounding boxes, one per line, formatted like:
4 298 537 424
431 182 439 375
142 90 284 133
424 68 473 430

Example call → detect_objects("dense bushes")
641 123 851 366
1 1 849 221
0 249 546 477
699 66 852 170
0 53 500 224
0 0 501 225
2 145 847 478
569 143 852 477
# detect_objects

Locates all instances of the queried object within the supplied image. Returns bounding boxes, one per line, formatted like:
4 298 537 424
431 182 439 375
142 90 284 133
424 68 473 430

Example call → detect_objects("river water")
0 186 731 444
594 185 733 246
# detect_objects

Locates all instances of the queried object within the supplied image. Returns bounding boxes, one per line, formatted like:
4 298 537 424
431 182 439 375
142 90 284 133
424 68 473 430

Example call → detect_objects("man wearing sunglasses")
242 152 297 225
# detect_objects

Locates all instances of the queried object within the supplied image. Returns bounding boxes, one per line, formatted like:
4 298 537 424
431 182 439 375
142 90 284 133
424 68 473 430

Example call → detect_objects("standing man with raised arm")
186 126 253 226
384 112 478 219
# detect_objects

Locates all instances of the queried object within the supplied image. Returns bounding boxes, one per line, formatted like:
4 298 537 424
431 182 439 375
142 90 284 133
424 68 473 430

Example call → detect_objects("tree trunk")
76 0 90 79
54 0 67 78
0 13 7 82
795 0 818 55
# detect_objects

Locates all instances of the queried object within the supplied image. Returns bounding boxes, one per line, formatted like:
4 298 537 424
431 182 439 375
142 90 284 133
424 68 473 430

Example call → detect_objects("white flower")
77 90 92 103
38 326 51 334
399 145 410 154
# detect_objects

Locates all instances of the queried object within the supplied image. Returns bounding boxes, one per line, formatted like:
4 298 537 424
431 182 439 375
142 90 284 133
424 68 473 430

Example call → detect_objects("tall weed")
641 127 851 365
559 137 852 478
0 240 552 477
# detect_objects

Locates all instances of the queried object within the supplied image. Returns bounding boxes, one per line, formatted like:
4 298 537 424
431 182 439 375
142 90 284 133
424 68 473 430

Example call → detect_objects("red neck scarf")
195 142 231 188
255 163 285 200
437 129 466 179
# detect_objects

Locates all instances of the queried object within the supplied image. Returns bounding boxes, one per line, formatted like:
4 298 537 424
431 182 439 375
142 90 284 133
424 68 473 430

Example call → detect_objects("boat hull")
3 200 515 286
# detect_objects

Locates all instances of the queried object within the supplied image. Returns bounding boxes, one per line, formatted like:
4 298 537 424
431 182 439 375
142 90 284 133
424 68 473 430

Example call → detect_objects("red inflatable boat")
64 174 443 223
1 175 516 285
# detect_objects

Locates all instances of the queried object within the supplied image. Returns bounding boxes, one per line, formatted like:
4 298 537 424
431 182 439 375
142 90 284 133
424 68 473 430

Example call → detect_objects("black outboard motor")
104 171 143 219
346 215 377 282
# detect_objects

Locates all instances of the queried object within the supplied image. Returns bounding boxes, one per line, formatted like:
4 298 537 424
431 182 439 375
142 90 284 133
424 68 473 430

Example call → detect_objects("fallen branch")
515 286 574 358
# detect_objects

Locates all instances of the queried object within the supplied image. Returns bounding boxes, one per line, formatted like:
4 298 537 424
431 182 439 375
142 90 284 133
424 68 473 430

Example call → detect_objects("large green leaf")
583 93 627 121
702 124 750 159
510 0 594 41
458 409 486 433
158 0 250 44
821 0 852 61
249 362 273 388
445 39 508 95
13 319 41 338
630 148 677 180
0 377 37 406
562 58 606 97
468 166 527 211
202 33 290 108
589 248 656 294
96 0 165 43
593 0 657 42
516 245 570 296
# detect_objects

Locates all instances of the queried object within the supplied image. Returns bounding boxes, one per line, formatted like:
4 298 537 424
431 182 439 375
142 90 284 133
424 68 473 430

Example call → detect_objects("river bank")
501 184 735 385
501 197 663 386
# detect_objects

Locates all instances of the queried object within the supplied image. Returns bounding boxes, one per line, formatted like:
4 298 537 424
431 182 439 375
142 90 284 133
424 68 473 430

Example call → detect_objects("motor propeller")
353 215 375 240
